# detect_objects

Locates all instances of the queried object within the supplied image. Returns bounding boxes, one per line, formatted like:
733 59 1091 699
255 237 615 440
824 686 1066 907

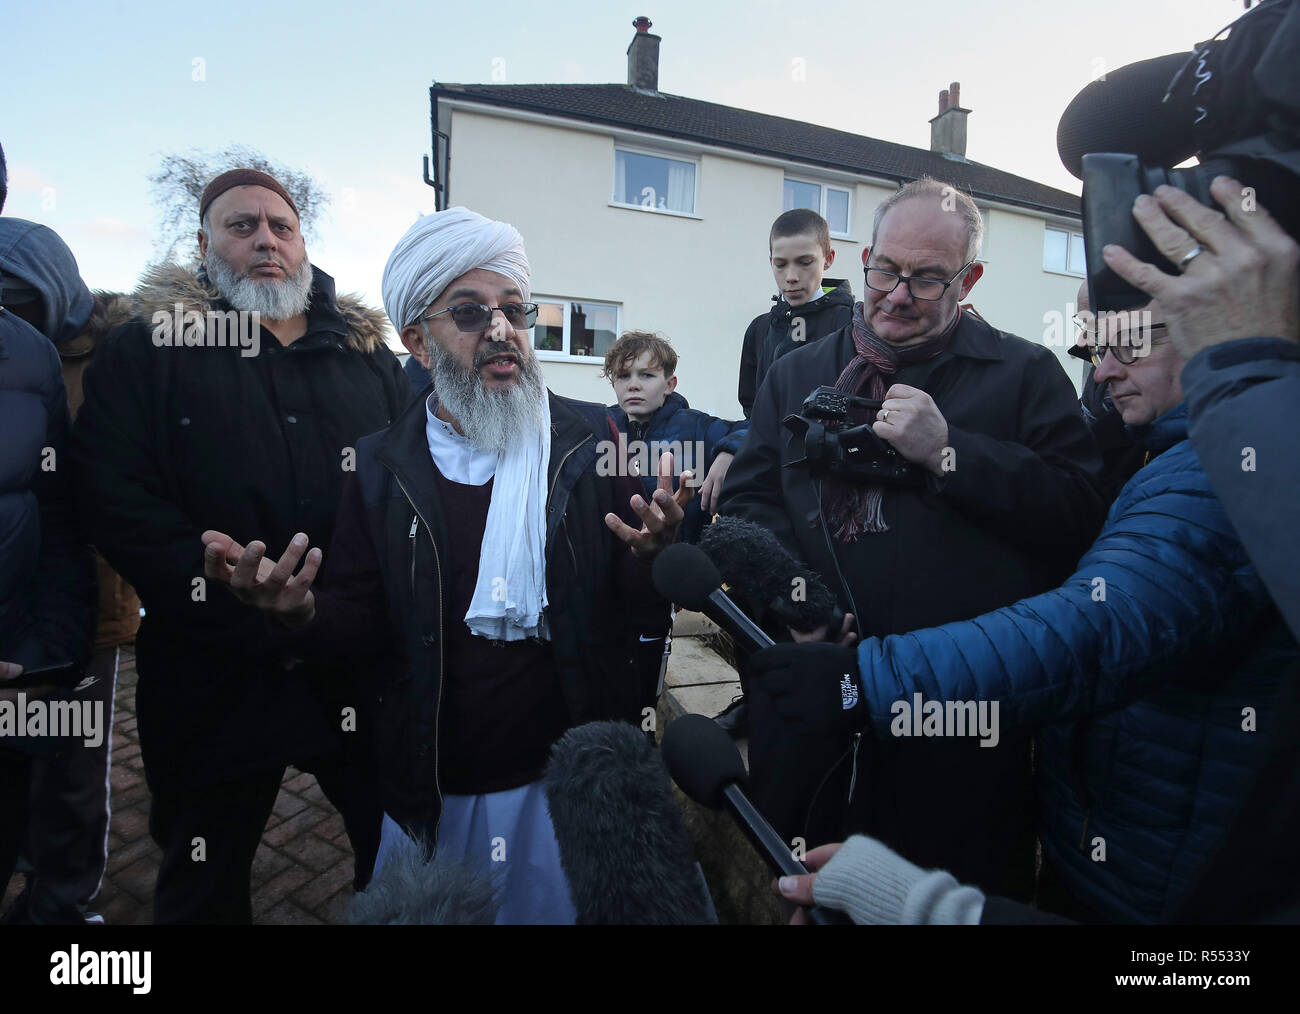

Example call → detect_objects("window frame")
531 294 622 365
610 144 701 217
1043 223 1086 277
783 174 854 239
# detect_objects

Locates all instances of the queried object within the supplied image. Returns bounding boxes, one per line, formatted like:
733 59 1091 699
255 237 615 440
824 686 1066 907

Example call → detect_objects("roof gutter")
424 83 451 210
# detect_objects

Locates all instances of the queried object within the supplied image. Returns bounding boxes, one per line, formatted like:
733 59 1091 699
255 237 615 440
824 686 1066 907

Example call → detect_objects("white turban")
382 206 531 332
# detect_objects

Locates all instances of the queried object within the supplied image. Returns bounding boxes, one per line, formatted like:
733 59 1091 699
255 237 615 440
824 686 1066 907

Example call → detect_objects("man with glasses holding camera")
721 178 1105 901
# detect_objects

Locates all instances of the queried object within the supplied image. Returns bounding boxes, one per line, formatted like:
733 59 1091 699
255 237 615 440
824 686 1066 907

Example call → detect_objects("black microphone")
699 516 842 636
348 844 500 925
544 721 714 924
1056 51 1198 180
651 542 774 656
661 713 850 926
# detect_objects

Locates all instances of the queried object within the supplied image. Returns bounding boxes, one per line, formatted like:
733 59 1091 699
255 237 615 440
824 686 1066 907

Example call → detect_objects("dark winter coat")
719 309 1106 897
0 309 95 673
0 217 138 651
738 280 854 417
70 264 410 792
855 404 1300 923
294 389 672 841
0 218 139 652
609 391 748 543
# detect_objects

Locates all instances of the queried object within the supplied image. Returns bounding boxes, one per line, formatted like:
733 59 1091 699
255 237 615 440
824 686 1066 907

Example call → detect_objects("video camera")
781 386 923 487
1058 0 1300 313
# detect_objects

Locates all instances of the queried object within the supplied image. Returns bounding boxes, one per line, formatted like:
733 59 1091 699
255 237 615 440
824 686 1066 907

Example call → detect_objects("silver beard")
426 328 548 453
204 246 313 321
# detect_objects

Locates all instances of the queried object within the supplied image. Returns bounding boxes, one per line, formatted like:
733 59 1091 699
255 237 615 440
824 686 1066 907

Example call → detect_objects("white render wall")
444 106 1088 419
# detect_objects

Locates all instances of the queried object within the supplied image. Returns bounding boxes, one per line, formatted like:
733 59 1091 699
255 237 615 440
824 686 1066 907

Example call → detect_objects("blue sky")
3 0 1238 308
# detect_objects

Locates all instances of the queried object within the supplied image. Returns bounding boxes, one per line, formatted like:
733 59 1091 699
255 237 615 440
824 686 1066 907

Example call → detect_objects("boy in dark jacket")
738 209 854 417
604 331 747 544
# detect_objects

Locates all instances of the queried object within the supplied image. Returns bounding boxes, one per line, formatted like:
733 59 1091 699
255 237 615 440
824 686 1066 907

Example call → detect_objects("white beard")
205 247 313 320
427 331 548 453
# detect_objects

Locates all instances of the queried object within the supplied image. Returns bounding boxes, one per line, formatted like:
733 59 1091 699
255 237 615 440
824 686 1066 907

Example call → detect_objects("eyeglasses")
422 301 539 332
1068 314 1170 367
863 260 974 301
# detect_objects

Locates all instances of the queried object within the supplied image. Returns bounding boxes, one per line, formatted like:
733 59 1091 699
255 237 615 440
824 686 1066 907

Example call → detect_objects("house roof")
433 82 1081 218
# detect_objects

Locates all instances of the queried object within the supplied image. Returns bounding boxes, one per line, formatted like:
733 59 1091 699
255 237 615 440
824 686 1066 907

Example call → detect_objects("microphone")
1056 51 1199 180
699 516 842 636
544 721 714 924
348 844 500 925
661 713 850 926
651 543 774 656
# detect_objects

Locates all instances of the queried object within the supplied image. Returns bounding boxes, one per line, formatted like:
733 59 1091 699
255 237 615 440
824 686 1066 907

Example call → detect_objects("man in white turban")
203 206 693 923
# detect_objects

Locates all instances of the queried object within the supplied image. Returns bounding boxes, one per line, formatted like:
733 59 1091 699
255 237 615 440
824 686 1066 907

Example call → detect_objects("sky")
2 0 1243 316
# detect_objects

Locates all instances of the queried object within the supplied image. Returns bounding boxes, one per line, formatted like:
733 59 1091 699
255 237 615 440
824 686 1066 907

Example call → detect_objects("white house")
424 18 1089 418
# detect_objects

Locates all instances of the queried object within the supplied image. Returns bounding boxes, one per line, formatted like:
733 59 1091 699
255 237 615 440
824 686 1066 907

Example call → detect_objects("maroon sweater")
432 468 571 795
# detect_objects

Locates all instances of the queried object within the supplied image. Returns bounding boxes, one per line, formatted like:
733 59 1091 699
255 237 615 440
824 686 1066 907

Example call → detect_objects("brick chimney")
627 16 660 92
929 81 970 159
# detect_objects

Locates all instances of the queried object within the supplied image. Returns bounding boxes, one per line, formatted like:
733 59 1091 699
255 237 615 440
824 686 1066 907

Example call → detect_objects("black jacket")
70 265 409 792
720 309 1106 897
300 390 671 842
738 280 854 418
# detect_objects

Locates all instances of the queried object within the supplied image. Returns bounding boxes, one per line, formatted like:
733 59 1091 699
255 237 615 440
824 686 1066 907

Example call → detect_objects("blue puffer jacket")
609 391 748 543
855 403 1298 923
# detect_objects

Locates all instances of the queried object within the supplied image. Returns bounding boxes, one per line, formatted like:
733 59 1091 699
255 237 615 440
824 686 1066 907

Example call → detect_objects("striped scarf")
824 302 961 539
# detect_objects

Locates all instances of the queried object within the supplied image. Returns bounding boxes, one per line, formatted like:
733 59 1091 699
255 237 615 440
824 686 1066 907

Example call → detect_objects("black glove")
743 642 866 738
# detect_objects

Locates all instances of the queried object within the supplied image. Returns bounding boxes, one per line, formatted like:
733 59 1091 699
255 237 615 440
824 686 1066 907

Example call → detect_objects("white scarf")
453 394 552 642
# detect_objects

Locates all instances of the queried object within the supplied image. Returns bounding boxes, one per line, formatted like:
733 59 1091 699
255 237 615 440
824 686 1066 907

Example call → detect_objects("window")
1044 225 1086 275
783 177 852 236
532 297 620 361
613 149 697 214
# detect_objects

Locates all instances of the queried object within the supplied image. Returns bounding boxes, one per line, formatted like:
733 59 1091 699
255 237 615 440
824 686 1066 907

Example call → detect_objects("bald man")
71 168 410 923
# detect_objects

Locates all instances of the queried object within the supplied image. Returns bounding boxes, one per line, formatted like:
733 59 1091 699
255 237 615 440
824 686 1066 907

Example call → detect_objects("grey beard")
205 248 313 321
426 330 548 453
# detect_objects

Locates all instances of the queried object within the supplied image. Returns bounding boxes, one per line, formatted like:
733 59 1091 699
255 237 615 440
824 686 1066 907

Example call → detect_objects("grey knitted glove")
811 834 986 925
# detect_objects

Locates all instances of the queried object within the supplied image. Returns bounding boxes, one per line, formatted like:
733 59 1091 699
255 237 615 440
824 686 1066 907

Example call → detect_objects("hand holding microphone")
661 713 850 925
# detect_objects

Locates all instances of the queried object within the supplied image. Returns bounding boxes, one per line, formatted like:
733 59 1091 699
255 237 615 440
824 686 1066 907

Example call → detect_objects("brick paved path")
3 646 360 924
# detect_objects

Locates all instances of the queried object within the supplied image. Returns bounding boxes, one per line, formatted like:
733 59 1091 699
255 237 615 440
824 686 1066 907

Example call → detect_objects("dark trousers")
0 749 33 898
149 756 381 925
1 649 118 924
21 647 118 923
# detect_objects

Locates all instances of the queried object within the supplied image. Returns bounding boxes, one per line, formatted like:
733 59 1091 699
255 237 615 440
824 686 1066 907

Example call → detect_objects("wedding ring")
1178 244 1203 270
880 409 891 423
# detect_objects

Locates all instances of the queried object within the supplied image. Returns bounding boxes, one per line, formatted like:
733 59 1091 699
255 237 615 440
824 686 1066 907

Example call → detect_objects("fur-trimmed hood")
129 262 389 355
57 290 134 363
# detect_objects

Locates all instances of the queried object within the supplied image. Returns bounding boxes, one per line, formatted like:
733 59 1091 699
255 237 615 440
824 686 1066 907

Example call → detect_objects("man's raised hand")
202 530 321 628
605 451 694 559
